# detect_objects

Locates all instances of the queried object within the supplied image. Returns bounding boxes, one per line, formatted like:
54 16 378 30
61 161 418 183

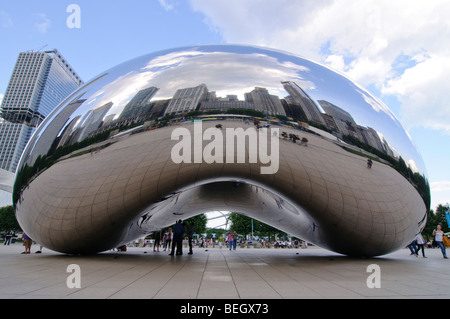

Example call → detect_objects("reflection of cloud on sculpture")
143 48 314 100
355 88 398 123
84 71 157 118
407 159 420 174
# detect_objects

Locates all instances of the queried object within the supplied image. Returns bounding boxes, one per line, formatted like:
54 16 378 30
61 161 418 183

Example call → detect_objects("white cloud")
189 0 450 134
430 181 450 209
158 0 175 11
382 55 450 133
35 13 51 33
431 181 450 193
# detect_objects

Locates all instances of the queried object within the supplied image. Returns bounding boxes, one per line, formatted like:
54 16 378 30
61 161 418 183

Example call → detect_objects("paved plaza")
0 243 449 299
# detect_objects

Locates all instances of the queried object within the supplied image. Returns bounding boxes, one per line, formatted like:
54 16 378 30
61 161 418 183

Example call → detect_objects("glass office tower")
0 50 83 173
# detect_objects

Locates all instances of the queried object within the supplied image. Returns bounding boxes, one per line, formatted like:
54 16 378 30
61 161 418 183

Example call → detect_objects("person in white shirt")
433 225 448 259
415 233 427 258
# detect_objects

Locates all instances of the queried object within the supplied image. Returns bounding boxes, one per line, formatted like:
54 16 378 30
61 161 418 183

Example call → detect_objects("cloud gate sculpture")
13 45 429 257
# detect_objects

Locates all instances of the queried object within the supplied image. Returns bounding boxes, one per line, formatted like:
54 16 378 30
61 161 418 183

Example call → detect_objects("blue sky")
1 0 449 211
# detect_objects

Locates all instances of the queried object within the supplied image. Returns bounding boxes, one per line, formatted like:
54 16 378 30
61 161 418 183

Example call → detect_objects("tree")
229 213 253 236
228 212 287 240
434 204 450 233
258 222 284 243
0 206 20 232
184 214 207 236
422 204 450 241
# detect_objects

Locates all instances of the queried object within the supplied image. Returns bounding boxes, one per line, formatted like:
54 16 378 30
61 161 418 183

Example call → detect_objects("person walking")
407 239 418 257
232 231 238 250
227 232 234 250
433 225 448 259
415 233 427 258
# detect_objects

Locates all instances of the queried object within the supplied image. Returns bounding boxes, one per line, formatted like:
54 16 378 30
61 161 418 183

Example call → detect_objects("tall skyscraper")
164 84 208 116
118 86 159 121
0 50 83 172
282 81 326 126
245 87 286 116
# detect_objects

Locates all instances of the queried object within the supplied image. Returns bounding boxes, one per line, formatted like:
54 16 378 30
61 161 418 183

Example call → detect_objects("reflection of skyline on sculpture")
59 80 395 162
46 45 423 176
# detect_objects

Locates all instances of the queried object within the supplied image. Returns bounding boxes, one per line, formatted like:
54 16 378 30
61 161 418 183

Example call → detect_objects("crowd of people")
407 225 449 259
4 223 449 259
136 229 307 253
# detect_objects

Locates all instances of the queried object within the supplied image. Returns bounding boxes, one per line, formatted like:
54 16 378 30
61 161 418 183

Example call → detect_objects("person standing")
22 233 32 254
4 230 13 245
233 231 238 250
433 225 448 259
187 222 194 255
164 228 172 252
162 230 168 250
218 234 224 249
154 230 161 252
169 220 185 256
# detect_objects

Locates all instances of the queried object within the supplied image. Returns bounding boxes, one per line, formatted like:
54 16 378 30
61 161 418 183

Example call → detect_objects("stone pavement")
0 243 449 299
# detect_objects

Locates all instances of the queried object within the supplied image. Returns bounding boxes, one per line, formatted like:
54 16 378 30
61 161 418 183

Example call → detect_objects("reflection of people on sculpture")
116 245 127 252
300 137 308 146
367 158 373 168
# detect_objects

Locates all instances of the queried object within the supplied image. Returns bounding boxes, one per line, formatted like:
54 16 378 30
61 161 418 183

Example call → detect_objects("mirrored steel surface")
13 45 429 256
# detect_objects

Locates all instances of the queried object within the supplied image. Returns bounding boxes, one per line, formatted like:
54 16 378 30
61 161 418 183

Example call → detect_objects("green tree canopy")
422 204 450 241
0 206 20 232
184 214 207 236
228 212 287 241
